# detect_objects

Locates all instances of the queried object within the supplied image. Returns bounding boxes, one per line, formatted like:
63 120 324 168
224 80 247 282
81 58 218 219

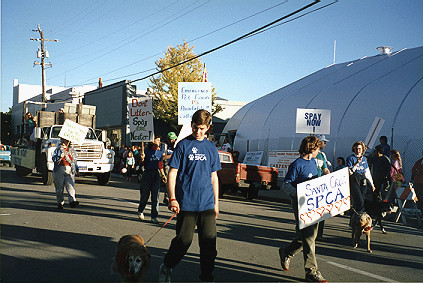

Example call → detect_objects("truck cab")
39 125 114 185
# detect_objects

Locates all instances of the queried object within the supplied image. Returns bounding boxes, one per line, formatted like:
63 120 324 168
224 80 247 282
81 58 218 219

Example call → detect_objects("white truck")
11 106 114 185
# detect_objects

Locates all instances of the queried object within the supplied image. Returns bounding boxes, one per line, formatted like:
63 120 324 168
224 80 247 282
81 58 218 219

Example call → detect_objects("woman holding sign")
279 136 327 283
52 138 79 209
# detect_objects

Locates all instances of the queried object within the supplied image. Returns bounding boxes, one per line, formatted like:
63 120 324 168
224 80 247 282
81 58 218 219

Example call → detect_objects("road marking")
0 214 11 216
326 261 398 282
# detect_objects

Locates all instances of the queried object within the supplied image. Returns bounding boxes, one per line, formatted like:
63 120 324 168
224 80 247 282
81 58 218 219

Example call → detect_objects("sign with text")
268 151 300 178
296 108 331 134
178 82 212 125
10 148 36 169
128 97 154 142
59 119 89 144
243 151 264 165
297 167 350 230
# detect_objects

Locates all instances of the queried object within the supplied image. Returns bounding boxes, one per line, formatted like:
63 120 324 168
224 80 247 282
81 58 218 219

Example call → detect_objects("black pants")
164 210 217 281
350 173 370 213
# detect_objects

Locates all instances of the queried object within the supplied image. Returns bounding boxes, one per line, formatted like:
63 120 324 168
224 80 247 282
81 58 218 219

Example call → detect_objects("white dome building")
223 46 423 180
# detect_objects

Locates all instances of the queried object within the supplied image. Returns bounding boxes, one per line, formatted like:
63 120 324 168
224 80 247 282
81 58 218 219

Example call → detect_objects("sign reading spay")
59 119 89 144
128 97 154 142
178 82 212 125
297 167 350 230
296 108 331 134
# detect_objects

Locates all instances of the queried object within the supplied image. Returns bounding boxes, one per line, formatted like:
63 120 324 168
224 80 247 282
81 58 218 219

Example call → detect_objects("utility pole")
30 24 59 108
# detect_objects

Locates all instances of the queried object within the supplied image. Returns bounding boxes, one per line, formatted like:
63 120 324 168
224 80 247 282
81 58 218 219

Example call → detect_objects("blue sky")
1 0 422 112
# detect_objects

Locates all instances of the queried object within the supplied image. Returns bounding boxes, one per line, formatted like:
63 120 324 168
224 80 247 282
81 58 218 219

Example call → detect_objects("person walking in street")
52 138 79 209
368 145 391 233
378 136 391 157
389 149 405 184
158 109 221 283
316 135 330 241
279 135 327 283
162 131 178 204
125 151 136 181
137 136 167 224
411 150 423 212
346 141 375 214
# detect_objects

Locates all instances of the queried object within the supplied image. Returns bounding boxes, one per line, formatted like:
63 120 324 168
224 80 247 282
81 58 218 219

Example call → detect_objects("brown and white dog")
351 212 373 253
112 235 151 282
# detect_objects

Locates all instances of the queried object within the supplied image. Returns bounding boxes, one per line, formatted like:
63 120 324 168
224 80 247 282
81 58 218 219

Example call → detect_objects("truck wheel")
245 183 259 200
97 172 111 185
16 165 32 177
40 154 53 185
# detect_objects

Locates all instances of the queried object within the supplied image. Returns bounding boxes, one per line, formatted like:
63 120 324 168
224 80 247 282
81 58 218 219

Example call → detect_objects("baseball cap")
318 135 329 142
168 132 178 140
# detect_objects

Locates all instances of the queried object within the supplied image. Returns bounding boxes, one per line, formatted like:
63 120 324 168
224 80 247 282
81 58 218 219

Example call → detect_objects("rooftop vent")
377 46 392 55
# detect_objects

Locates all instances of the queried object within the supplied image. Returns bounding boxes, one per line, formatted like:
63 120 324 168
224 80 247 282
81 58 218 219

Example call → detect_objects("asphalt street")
1 166 422 282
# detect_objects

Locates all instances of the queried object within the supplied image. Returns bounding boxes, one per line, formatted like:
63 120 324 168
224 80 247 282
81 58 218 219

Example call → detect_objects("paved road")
1 166 422 282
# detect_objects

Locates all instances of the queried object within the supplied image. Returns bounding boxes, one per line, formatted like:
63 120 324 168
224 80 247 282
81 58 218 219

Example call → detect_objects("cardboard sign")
128 97 154 142
243 151 264 165
268 151 300 178
296 108 331 134
364 117 385 149
297 167 350 230
178 82 212 125
59 119 89 144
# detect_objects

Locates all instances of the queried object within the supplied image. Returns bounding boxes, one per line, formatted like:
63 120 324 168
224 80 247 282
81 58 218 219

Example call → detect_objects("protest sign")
59 119 89 144
364 117 384 149
128 97 154 142
243 151 264 165
178 82 212 125
296 108 331 134
268 151 300 178
297 167 350 230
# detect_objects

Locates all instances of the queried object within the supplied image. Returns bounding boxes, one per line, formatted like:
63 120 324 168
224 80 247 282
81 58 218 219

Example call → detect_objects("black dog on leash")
365 194 392 234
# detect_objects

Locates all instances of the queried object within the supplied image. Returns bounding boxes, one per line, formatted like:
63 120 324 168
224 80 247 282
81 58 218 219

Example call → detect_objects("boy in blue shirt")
159 109 221 282
279 136 327 283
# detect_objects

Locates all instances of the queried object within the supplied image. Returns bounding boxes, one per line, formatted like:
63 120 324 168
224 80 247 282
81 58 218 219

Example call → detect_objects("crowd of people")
44 109 422 282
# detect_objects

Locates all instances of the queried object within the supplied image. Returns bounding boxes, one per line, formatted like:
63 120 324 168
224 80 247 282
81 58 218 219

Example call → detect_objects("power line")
77 0 289 85
82 0 327 95
50 0 208 81
131 1 323 84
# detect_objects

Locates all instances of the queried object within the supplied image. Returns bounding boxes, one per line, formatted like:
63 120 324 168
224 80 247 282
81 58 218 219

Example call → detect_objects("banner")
178 82 212 125
296 108 331 134
128 97 154 142
268 151 300 178
243 151 264 165
10 148 36 169
297 167 350 229
59 119 89 144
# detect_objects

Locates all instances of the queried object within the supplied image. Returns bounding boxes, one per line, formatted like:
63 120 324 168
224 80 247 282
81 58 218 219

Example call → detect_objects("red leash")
144 212 178 246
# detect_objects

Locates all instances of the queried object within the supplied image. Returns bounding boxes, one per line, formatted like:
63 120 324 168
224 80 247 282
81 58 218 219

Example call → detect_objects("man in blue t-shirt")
159 109 221 283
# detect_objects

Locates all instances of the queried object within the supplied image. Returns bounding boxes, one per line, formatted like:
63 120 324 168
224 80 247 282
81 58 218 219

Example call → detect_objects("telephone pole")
30 24 59 106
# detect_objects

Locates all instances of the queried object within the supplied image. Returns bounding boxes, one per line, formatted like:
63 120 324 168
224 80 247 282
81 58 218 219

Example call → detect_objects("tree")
149 41 222 130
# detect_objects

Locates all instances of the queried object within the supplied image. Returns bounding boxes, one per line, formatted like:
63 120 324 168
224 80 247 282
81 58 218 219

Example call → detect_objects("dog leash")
144 211 178 246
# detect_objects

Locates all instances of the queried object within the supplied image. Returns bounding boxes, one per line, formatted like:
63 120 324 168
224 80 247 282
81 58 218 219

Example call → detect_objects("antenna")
333 40 336 64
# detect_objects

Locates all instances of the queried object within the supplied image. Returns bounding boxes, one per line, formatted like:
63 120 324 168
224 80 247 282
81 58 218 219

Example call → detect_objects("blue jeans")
138 169 160 219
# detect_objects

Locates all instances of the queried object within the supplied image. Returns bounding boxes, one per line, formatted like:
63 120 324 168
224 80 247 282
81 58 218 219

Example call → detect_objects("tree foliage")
148 41 222 130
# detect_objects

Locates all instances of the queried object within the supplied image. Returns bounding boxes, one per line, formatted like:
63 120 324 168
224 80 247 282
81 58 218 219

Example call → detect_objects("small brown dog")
112 235 151 282
351 212 373 253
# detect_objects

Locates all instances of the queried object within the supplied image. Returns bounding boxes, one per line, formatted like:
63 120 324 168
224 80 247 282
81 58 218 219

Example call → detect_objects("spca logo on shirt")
188 147 207 161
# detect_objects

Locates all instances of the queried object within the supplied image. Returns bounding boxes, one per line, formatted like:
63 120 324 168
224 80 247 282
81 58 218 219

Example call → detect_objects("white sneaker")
158 263 172 282
138 212 145 220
